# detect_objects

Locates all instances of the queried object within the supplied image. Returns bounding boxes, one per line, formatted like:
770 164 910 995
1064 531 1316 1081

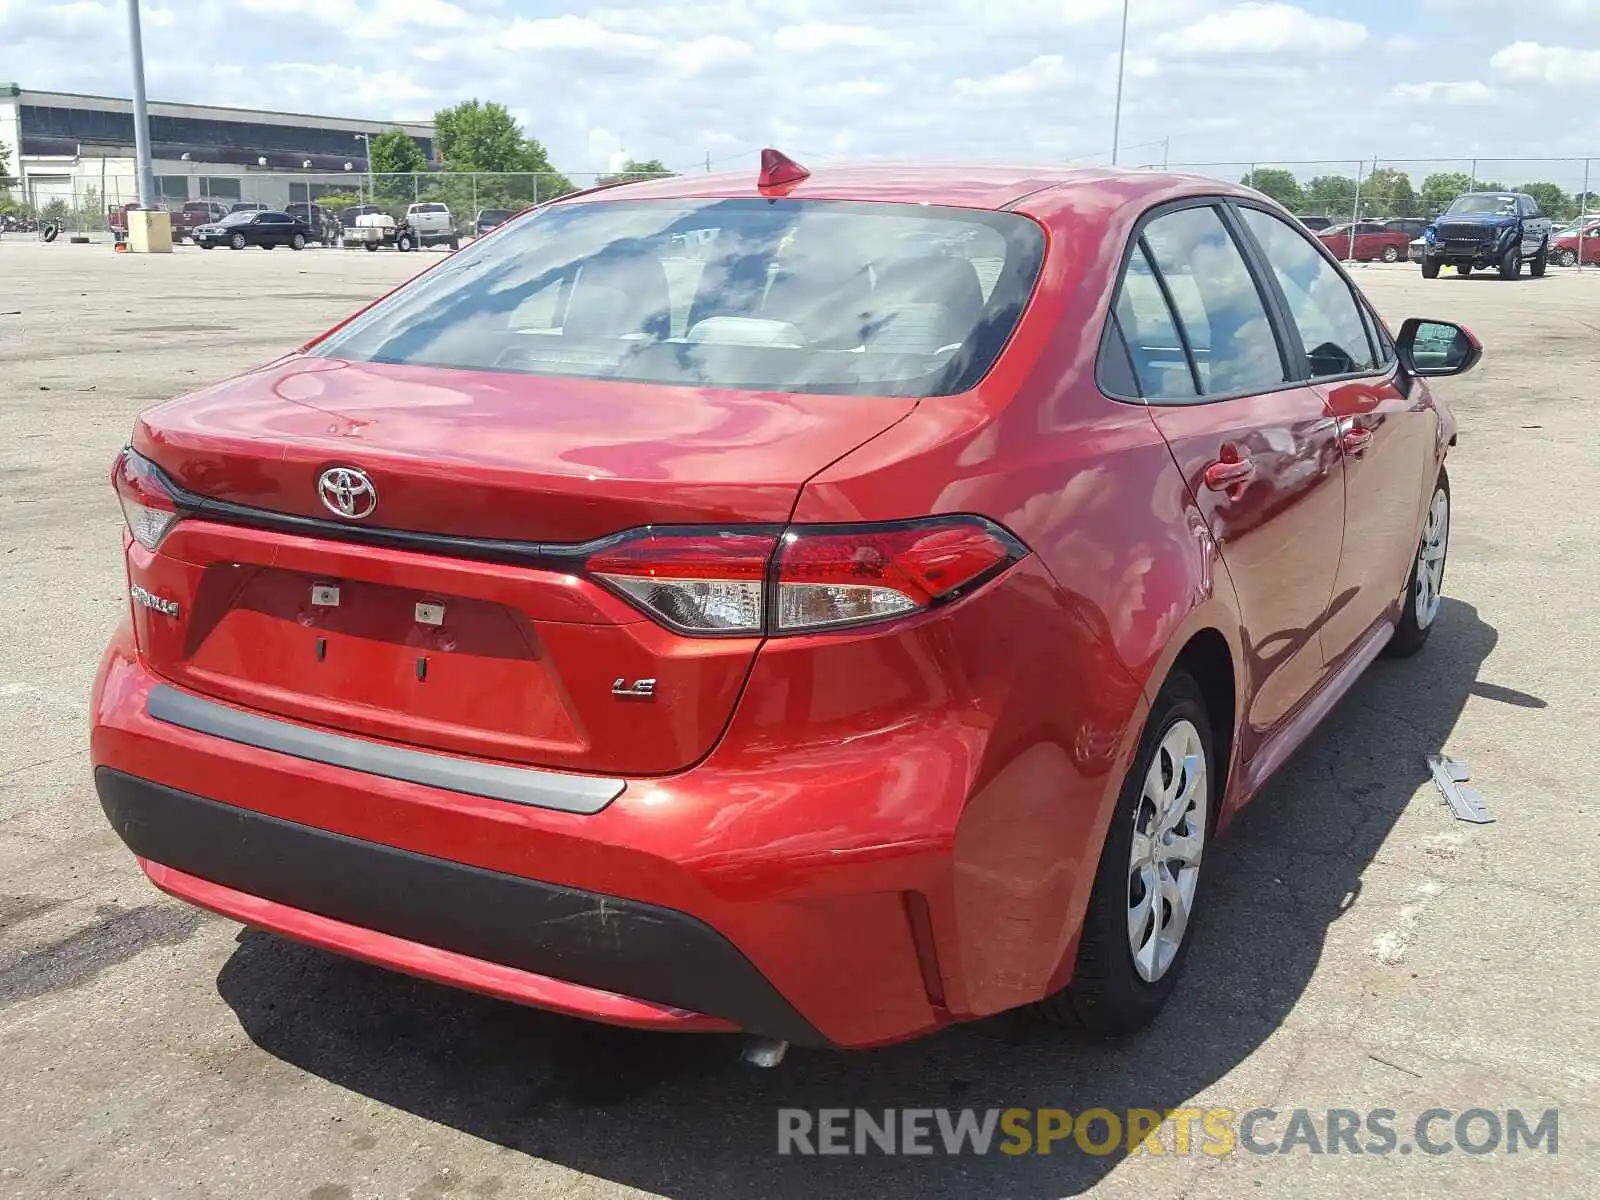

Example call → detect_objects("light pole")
355 133 373 205
1111 0 1130 165
124 0 157 209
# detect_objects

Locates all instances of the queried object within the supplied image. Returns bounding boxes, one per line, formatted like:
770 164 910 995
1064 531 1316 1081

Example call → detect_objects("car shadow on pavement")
216 597 1504 1199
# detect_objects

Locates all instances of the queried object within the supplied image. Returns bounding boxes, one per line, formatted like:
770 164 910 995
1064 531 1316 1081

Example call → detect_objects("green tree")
1516 182 1575 221
1239 168 1302 210
1361 167 1416 217
1302 175 1358 216
433 100 573 205
0 139 16 189
1420 172 1476 215
369 130 428 175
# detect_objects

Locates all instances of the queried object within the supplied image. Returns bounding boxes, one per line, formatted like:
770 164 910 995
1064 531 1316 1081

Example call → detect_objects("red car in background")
93 155 1480 1053
1317 221 1413 263
1552 218 1600 267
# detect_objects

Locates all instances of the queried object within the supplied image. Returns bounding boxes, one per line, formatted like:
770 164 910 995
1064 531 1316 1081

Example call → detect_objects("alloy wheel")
1414 487 1449 630
1127 719 1208 983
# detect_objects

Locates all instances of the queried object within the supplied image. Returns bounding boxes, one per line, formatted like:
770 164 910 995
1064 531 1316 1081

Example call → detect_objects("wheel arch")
1168 627 1237 831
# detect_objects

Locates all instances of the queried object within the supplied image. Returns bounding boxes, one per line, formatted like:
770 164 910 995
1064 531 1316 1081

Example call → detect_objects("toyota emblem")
317 467 378 519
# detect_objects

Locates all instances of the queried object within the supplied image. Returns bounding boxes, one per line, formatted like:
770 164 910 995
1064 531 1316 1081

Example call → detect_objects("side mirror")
1397 318 1482 378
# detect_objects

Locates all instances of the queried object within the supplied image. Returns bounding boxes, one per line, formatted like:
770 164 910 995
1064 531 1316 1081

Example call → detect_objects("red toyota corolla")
92 155 1480 1053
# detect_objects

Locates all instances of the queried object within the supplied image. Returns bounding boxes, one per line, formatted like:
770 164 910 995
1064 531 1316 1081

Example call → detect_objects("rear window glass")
313 198 1046 397
413 203 448 213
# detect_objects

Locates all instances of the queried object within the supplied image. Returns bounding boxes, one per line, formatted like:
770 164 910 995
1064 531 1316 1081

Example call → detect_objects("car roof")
557 162 1257 214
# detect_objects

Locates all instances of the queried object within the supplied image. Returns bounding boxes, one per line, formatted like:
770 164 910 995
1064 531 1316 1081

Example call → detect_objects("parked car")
173 200 229 242
1420 191 1554 279
228 202 269 214
404 202 460 249
1551 217 1600 267
1295 215 1334 232
192 209 315 250
1380 217 1429 239
285 202 325 227
94 157 1479 1053
1316 222 1413 263
474 208 514 236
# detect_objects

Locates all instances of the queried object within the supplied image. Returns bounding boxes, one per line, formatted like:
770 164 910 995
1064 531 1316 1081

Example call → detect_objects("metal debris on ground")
1426 755 1494 824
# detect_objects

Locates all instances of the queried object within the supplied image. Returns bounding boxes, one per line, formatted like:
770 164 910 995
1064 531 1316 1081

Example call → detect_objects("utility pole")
1111 0 1130 165
124 0 156 210
1162 136 1170 170
705 151 711 174
122 0 171 250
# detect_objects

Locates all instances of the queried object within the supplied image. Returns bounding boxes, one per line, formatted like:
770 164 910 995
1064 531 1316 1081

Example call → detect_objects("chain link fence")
0 171 672 240
4 159 1594 268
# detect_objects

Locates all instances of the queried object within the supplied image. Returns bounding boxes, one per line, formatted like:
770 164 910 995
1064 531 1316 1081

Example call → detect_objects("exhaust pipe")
741 1037 788 1068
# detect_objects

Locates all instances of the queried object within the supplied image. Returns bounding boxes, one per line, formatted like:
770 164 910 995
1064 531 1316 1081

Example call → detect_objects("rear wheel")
398 233 414 252
1458 263 1472 276
1421 258 1441 279
363 241 377 252
1036 670 1214 1035
1382 245 1400 263
1385 471 1450 658
291 232 306 251
1557 249 1578 267
1530 240 1548 278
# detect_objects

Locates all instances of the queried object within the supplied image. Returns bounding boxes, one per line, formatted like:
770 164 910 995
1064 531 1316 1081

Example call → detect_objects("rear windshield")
313 198 1046 397
413 203 448 213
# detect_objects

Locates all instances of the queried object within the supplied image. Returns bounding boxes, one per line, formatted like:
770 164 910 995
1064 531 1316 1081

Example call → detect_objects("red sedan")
1552 219 1600 267
93 153 1479 1052
1317 222 1414 263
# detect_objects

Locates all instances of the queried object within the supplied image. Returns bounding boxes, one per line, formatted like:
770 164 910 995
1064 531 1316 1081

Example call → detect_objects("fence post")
1349 160 1363 261
471 174 477 223
1469 158 1477 191
1581 158 1591 274
533 175 539 207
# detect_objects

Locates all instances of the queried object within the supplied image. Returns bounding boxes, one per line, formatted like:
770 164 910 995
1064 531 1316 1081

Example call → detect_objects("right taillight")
112 447 182 550
587 517 1024 636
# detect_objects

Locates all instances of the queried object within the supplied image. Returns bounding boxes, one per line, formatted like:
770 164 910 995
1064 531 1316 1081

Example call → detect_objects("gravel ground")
1 239 1597 1199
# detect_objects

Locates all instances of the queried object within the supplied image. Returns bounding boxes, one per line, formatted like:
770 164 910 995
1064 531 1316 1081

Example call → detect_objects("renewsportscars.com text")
776 1107 1560 1157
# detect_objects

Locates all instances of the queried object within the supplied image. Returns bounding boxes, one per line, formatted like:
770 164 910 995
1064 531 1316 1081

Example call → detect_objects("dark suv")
1421 192 1554 279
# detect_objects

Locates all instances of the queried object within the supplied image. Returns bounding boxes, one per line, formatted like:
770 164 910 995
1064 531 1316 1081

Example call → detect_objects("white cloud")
1490 41 1600 85
1387 80 1496 104
1156 3 1367 55
772 23 895 52
955 55 1075 97
1425 0 1599 18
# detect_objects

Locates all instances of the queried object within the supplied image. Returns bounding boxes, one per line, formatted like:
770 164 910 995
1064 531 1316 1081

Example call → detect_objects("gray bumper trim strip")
147 684 625 814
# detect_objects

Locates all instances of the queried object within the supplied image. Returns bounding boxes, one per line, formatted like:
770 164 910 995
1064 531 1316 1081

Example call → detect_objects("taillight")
112 448 182 550
587 530 778 634
586 517 1024 636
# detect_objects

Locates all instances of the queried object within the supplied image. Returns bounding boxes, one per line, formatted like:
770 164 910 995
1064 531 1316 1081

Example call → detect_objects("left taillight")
586 517 1025 637
112 447 181 550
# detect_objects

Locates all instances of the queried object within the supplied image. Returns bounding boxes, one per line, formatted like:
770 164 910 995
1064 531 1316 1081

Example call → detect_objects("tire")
1421 258 1441 279
230 233 246 250
1382 245 1400 263
398 234 414 252
1035 670 1216 1035
1385 470 1450 659
200 243 212 250
262 243 274 250
1557 249 1578 267
448 236 459 251
364 241 378 252
1458 263 1472 276
291 233 306 251
1497 246 1521 279
1530 240 1548 278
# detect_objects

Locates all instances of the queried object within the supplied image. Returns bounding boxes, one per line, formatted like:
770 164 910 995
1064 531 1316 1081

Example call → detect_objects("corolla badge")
317 467 378 519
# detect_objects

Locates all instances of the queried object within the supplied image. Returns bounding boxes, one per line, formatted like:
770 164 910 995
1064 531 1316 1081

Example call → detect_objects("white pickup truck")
404 203 460 250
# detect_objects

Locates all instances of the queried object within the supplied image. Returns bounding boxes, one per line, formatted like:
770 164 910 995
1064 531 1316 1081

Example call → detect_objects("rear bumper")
97 768 804 1040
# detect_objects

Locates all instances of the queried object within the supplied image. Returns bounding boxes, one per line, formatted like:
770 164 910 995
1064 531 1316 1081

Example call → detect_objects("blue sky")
3 0 1598 184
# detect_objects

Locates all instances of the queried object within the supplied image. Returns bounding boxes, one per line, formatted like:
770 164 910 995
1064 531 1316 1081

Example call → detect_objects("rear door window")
1139 206 1287 397
313 198 1047 398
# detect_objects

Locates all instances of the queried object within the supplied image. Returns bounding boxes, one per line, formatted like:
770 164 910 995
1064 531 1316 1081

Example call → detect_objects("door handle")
1203 456 1255 491
1342 426 1374 455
